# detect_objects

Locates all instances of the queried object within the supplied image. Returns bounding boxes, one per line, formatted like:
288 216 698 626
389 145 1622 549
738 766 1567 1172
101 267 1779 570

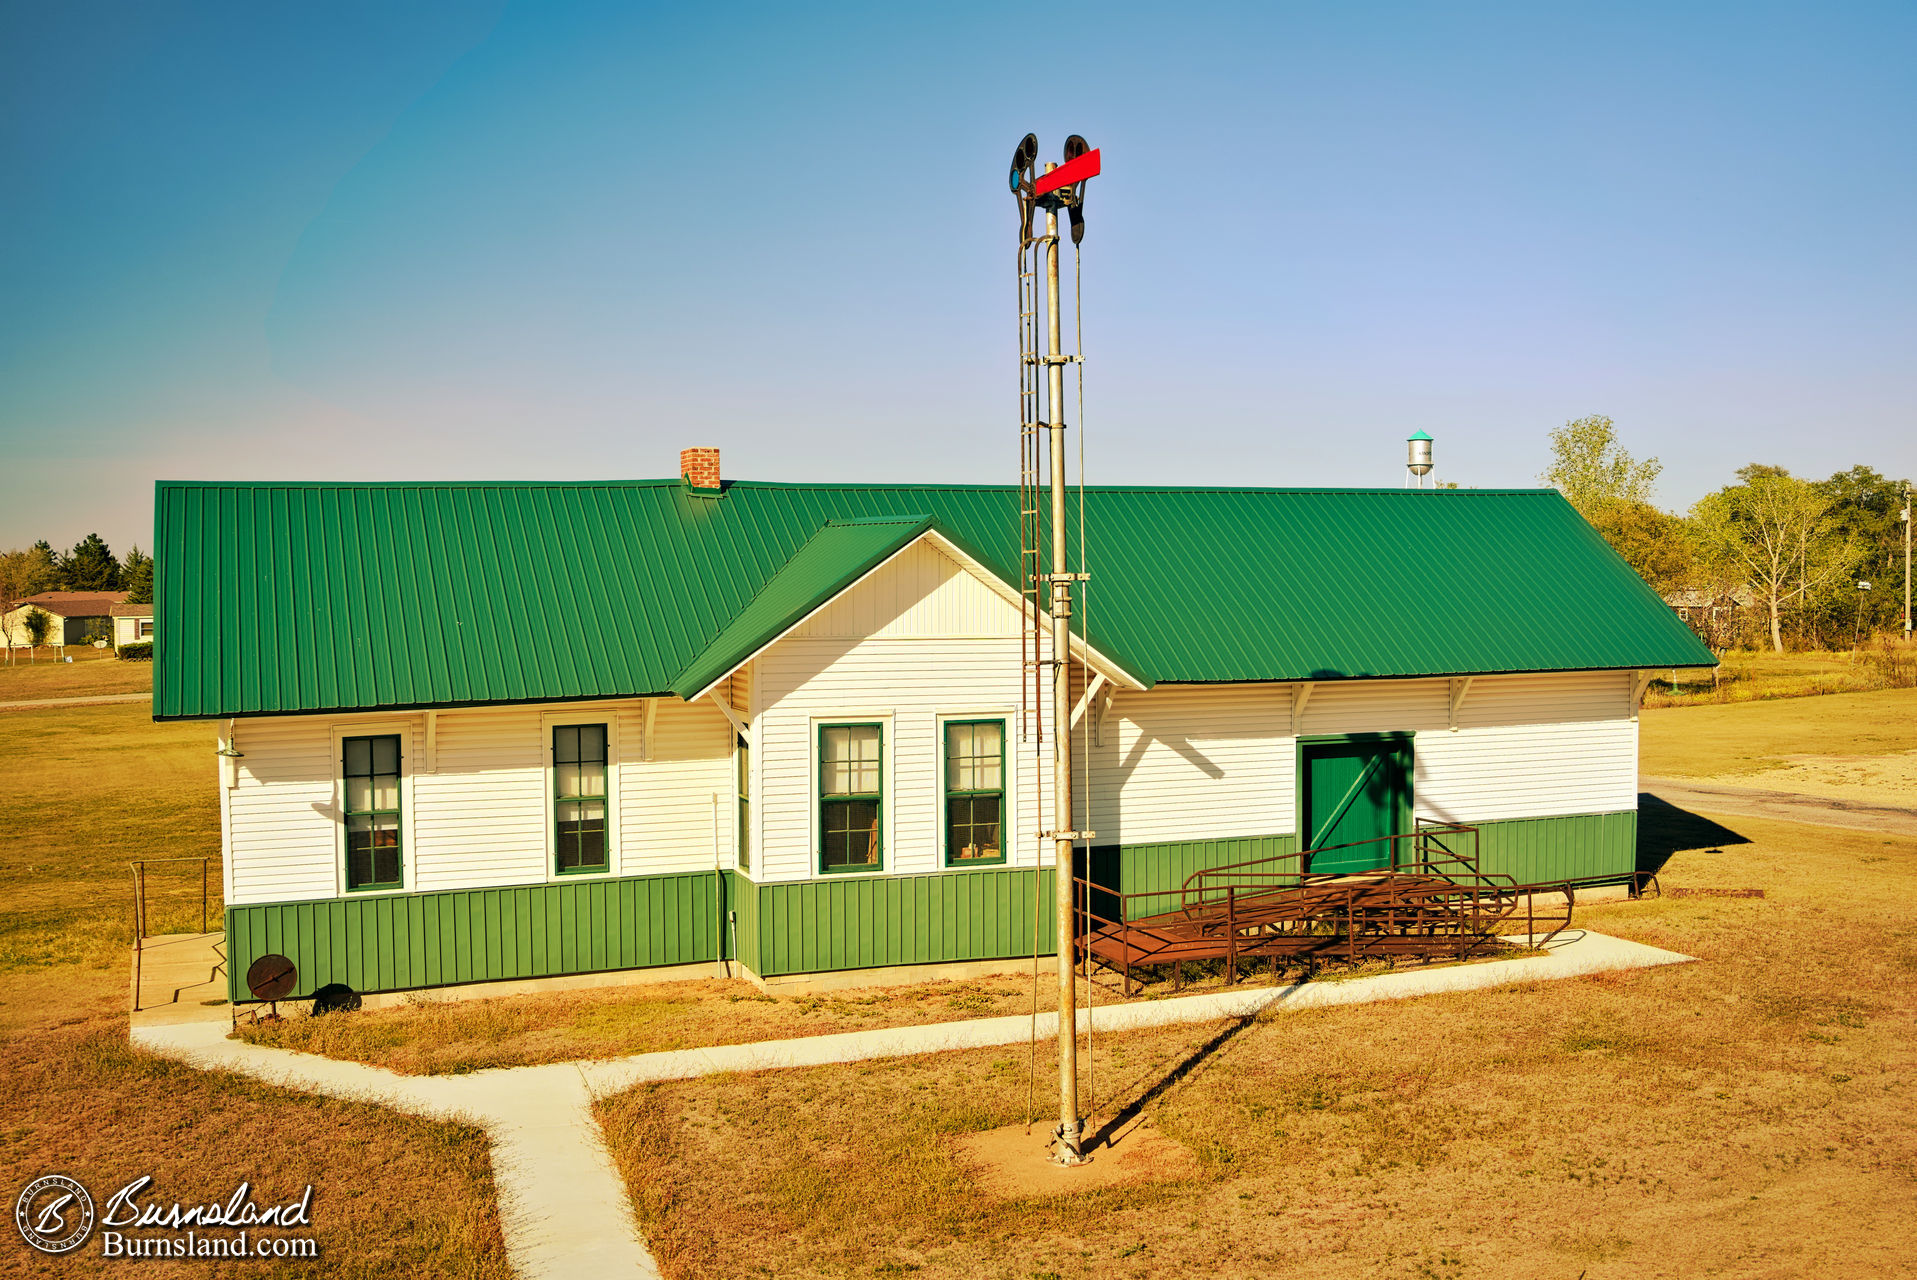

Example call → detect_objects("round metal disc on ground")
246 953 297 1002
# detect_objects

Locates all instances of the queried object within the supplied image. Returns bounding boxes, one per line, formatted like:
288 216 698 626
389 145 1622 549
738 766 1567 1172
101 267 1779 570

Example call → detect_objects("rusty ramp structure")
1077 822 1588 994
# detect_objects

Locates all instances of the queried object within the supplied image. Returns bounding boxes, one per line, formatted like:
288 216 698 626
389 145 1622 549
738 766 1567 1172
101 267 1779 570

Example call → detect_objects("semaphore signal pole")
1010 133 1101 1166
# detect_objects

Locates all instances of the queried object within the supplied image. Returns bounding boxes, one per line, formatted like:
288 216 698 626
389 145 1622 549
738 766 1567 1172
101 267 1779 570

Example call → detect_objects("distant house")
111 601 156 650
1 591 128 648
1663 589 1751 650
158 449 1717 1006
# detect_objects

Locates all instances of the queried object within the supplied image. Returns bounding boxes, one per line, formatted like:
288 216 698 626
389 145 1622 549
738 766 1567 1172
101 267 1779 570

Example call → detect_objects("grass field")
0 644 151 700
596 817 1917 1280
1639 686 1917 778
0 696 512 1278
1643 644 1916 708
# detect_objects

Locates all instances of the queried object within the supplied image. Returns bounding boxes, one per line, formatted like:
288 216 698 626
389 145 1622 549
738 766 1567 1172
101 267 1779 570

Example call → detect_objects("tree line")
1541 416 1909 652
0 534 153 604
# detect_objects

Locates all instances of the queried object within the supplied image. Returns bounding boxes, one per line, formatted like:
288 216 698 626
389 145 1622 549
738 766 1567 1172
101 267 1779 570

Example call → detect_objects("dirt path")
0 691 151 711
1641 776 1917 838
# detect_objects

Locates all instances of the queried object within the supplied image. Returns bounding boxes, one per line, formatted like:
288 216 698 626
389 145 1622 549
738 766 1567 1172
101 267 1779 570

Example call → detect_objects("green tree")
1586 501 1694 594
64 533 121 591
1810 466 1909 638
1540 415 1663 509
122 546 154 605
27 541 59 591
22 606 54 655
1692 469 1857 652
1540 415 1689 589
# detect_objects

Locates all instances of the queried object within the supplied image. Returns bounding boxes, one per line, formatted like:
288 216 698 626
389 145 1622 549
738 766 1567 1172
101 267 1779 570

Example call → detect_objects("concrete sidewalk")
131 929 1693 1280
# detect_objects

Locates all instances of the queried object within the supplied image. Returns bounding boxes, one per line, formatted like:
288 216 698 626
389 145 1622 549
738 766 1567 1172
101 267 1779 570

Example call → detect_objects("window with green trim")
819 723 881 873
343 734 402 891
736 732 751 873
554 724 609 875
944 719 1005 865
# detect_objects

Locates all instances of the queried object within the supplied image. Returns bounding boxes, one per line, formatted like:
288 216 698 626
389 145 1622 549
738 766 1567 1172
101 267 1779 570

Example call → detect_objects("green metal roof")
153 479 1715 719
668 514 935 700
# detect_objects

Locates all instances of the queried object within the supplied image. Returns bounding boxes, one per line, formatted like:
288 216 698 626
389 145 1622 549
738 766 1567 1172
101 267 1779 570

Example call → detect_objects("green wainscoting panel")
225 814 1636 999
748 867 1055 978
226 869 734 1001
729 870 761 975
1468 811 1637 886
1114 834 1298 901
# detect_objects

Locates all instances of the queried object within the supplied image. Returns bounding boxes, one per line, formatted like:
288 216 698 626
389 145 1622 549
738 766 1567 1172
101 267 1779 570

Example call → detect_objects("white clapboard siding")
1415 671 1638 821
793 538 1023 639
755 635 1042 883
1077 682 1291 846
225 697 739 905
226 715 397 904
621 695 736 875
412 706 545 890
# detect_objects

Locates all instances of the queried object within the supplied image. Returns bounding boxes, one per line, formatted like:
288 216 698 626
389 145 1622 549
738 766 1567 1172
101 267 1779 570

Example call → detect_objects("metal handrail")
129 856 218 1013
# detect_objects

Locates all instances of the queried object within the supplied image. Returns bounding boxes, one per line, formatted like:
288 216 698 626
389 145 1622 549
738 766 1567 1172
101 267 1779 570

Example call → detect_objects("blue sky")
2 0 1912 555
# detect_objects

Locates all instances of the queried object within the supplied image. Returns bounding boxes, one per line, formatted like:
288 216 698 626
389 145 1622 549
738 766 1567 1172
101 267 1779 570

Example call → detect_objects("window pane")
823 798 879 869
556 761 580 798
974 723 1002 788
576 761 606 797
555 725 579 764
371 774 398 810
344 738 371 777
580 725 606 763
345 776 372 815
372 736 399 776
948 795 1003 861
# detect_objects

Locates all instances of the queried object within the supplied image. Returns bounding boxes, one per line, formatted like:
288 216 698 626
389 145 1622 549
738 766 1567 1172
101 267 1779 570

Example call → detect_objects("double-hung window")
944 720 1006 864
554 724 609 875
343 734 403 891
819 724 882 873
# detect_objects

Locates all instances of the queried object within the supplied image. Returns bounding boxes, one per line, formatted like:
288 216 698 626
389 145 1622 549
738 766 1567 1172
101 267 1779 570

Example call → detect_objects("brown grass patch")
1640 685 1917 779
593 817 1917 1279
1641 645 1917 710
0 981 509 1278
236 947 1542 1075
1 699 507 1276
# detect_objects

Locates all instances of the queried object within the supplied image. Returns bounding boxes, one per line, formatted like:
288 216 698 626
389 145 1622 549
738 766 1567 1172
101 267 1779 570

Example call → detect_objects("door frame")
1294 732 1415 866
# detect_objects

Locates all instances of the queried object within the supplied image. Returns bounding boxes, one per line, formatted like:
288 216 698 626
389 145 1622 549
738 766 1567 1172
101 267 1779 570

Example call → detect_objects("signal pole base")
1051 1121 1089 1167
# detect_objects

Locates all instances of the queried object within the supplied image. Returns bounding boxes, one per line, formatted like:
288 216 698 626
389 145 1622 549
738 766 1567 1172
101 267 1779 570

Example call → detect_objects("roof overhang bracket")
705 690 751 747
643 697 658 761
1447 677 1474 733
425 711 439 772
1070 673 1109 732
1631 669 1654 722
1291 681 1315 735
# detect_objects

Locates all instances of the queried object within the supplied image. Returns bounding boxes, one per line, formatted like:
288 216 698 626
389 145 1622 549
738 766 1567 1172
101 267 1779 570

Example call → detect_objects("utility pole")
1904 482 1911 641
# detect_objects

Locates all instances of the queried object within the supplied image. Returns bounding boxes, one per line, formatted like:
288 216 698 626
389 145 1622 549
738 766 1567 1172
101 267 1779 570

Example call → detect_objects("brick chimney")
680 447 721 490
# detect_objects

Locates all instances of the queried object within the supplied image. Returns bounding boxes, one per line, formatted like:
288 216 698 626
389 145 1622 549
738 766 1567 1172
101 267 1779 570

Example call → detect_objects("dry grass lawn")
596 817 1917 1280
1642 645 1914 709
0 644 151 701
0 699 512 1278
234 945 1539 1075
0 703 219 971
1639 686 1917 780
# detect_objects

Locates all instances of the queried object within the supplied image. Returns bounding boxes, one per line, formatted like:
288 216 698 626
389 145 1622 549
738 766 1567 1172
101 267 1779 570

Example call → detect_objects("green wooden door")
1300 738 1411 873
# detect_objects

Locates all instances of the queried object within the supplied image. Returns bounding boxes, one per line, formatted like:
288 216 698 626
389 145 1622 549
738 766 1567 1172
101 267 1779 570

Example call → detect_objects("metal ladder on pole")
1017 235 1048 748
